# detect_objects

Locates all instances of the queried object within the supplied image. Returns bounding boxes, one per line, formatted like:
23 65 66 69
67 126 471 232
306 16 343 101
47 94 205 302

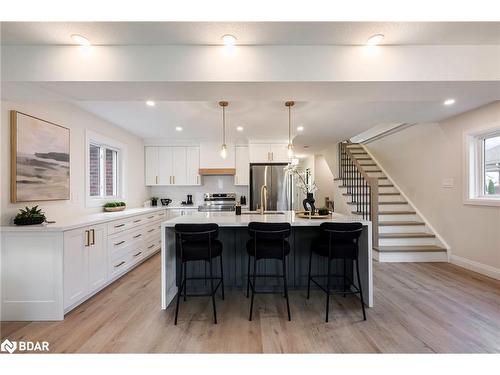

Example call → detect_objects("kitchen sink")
241 211 286 215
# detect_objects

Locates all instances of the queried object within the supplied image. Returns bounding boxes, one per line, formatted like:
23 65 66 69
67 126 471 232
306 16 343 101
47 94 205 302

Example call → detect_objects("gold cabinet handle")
147 244 155 249
173 175 175 184
133 251 142 257
115 223 125 228
91 229 95 245
85 230 90 247
133 219 142 223
156 175 158 184
133 234 142 239
114 261 125 268
147 228 155 233
114 240 125 246
197 175 199 184
147 215 155 219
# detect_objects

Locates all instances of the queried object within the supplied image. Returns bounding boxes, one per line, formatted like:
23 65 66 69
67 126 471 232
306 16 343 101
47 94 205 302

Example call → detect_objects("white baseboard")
450 255 500 280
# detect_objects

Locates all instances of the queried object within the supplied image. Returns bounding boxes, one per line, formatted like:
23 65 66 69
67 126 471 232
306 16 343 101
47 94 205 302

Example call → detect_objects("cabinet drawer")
108 245 145 279
144 238 161 257
144 222 161 239
108 215 146 235
108 227 145 256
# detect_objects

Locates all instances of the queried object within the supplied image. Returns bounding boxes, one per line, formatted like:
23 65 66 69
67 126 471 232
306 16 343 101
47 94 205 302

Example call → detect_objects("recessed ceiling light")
146 100 155 107
221 34 237 46
366 34 384 46
443 98 456 106
175 126 183 132
71 34 91 46
236 126 244 132
297 126 304 132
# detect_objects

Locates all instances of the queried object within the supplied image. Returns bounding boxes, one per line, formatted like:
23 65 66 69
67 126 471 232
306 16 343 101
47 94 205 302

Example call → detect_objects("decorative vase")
302 192 316 214
151 199 158 207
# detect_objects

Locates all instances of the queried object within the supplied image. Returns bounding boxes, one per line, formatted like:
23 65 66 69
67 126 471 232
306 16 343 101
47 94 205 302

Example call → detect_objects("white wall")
0 100 148 225
365 101 500 275
314 154 335 209
149 176 248 207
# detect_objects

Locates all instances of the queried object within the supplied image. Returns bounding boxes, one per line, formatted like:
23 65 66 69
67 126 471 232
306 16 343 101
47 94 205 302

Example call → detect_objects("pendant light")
285 101 295 158
219 101 228 159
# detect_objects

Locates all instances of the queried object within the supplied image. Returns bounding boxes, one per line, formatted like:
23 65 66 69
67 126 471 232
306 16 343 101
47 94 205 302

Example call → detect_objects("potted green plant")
151 197 159 207
103 201 127 212
13 205 47 225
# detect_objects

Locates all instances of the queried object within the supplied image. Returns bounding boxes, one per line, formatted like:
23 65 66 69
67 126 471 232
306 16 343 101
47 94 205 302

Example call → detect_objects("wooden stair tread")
379 221 425 226
378 184 394 187
379 232 435 239
379 201 408 205
379 211 416 215
359 163 377 166
354 157 372 160
343 192 400 196
374 245 446 253
365 169 382 172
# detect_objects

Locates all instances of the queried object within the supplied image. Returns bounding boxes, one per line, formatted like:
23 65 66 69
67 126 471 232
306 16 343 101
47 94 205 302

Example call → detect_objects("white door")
158 147 174 185
87 224 108 292
145 146 159 185
63 228 89 309
235 146 249 185
172 147 187 185
249 144 271 163
186 147 200 185
270 144 290 162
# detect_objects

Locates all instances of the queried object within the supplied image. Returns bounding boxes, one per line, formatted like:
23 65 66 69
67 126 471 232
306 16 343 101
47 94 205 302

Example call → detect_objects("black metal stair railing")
338 141 379 246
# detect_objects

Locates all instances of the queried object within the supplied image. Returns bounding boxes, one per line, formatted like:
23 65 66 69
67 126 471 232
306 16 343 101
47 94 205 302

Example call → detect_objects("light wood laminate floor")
2 253 499 353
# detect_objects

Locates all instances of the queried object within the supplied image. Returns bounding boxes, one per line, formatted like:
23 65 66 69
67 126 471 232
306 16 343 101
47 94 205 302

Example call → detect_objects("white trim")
85 130 127 208
450 255 500 281
362 146 451 257
374 249 448 263
463 125 500 207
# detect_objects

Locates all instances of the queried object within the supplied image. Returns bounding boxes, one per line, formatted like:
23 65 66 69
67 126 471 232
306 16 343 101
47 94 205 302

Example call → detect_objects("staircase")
335 142 448 262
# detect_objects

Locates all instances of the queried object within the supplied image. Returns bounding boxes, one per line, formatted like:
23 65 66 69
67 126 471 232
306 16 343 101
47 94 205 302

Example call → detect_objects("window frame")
85 130 126 208
464 126 500 206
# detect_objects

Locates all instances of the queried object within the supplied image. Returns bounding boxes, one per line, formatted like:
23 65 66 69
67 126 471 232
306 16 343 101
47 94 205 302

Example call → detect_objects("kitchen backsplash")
148 175 249 206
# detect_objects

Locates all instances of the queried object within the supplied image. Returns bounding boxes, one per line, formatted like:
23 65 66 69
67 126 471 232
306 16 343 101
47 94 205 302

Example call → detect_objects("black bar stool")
246 222 292 321
174 223 224 325
307 222 366 322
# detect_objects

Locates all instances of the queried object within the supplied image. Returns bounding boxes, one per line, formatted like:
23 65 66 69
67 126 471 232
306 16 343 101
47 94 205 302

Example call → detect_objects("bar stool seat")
246 239 290 260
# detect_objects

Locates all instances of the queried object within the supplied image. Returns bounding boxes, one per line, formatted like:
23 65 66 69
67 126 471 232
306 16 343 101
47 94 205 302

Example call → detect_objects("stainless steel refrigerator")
249 164 293 211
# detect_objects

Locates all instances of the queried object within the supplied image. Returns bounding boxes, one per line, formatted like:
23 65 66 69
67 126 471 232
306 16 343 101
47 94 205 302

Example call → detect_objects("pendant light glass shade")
219 101 228 159
285 101 295 159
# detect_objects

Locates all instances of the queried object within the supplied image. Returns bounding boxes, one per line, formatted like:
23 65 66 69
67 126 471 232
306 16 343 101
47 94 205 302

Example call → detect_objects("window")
466 128 500 206
86 131 124 206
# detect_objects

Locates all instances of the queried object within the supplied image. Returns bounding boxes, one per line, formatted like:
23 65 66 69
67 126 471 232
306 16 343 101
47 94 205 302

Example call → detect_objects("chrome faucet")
259 184 268 214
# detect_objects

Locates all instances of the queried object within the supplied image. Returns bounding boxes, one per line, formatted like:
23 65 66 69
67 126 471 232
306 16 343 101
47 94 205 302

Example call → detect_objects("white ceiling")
2 22 500 45
4 81 496 152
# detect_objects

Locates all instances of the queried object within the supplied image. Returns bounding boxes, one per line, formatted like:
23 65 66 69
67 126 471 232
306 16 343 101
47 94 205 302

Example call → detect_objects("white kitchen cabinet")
249 143 290 163
158 147 174 185
63 223 107 310
270 144 290 162
145 146 159 185
249 144 271 163
145 146 200 186
235 146 249 185
186 146 201 185
172 147 187 185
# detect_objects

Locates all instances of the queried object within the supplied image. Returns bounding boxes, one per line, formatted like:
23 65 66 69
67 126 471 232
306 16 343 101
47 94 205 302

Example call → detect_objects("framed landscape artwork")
11 111 70 202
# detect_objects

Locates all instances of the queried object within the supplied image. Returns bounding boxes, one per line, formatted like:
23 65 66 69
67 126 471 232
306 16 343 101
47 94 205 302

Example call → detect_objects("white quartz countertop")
162 211 370 227
0 207 167 232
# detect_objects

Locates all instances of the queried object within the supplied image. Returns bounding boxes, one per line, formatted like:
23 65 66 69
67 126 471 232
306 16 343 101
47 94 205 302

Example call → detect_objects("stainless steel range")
198 193 236 212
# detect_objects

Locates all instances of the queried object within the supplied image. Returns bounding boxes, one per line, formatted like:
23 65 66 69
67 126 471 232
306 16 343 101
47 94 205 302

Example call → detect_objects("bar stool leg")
209 257 217 324
343 258 347 298
307 248 313 299
355 259 367 321
246 255 251 298
174 261 184 325
282 257 291 321
249 257 257 321
183 263 187 301
325 257 331 323
219 255 225 300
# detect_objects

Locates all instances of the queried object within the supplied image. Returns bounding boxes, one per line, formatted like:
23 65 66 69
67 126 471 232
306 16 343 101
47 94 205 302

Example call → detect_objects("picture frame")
10 111 71 203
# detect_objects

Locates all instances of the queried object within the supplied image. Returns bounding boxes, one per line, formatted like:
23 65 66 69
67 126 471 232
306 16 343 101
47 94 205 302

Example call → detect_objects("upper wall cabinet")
235 146 249 186
145 146 200 186
199 142 235 169
249 143 291 163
